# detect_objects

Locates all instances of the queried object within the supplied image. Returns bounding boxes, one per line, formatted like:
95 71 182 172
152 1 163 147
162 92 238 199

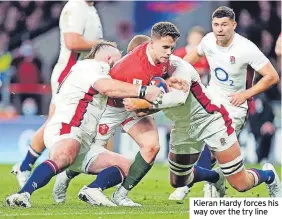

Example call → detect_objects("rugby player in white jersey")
51 34 230 207
123 52 281 200
12 0 104 188
6 41 164 208
167 6 280 200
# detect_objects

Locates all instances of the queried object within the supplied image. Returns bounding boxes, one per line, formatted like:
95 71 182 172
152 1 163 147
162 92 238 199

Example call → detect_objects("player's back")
51 59 110 136
199 32 268 109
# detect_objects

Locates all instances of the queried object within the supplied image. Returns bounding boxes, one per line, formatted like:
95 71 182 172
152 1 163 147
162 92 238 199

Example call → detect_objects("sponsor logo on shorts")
220 138 226 146
98 124 109 135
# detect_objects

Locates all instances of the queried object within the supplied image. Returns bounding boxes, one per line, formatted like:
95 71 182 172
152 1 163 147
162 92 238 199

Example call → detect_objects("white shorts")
44 122 108 173
95 104 152 144
44 123 94 159
69 140 107 173
206 86 248 136
224 102 248 135
169 111 237 155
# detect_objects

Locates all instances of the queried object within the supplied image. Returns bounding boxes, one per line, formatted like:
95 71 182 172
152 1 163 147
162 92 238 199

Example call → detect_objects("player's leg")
112 116 159 206
6 137 81 208
171 114 247 200
77 149 131 207
53 105 126 202
168 152 222 188
168 145 217 201
11 103 56 188
214 140 281 197
168 134 225 201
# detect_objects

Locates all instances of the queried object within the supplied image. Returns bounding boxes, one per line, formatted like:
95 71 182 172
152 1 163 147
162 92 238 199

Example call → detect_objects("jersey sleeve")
247 41 269 72
154 58 193 109
60 4 86 35
82 61 111 85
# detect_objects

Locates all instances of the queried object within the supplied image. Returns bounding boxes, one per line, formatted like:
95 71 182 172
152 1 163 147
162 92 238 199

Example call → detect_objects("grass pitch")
0 164 280 219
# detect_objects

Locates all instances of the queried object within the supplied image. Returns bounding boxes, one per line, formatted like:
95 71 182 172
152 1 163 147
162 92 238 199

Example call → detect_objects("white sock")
116 186 129 197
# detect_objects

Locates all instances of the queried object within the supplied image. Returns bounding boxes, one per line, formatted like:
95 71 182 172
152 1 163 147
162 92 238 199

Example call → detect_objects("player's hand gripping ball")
149 77 169 93
123 77 169 112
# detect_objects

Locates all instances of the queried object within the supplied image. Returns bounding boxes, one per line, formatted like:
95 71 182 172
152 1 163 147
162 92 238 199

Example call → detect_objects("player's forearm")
244 72 279 99
98 80 140 98
183 47 202 65
153 89 189 109
64 33 99 51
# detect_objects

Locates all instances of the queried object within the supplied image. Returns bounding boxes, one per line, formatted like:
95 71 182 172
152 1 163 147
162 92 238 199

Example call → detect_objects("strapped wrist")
138 85 148 98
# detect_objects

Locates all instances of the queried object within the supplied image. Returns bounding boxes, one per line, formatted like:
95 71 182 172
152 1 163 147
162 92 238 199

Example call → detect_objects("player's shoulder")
114 43 148 69
234 33 257 48
170 54 193 68
62 0 85 13
75 59 109 72
202 32 216 42
169 55 198 75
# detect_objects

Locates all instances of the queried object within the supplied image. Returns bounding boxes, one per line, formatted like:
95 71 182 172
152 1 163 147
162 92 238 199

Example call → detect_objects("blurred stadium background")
0 0 281 167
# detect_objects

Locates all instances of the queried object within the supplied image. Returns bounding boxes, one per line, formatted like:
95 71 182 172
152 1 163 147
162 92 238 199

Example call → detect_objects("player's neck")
217 32 235 47
148 46 159 65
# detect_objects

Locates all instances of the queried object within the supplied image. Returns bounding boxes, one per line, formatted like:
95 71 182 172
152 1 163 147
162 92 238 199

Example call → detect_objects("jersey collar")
216 32 237 51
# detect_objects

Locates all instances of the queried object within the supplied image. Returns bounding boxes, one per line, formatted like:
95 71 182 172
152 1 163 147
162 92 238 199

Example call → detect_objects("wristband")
138 85 148 98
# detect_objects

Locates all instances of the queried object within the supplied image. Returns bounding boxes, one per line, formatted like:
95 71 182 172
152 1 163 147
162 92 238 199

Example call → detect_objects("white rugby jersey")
163 55 234 136
55 0 103 84
50 59 110 137
198 32 269 109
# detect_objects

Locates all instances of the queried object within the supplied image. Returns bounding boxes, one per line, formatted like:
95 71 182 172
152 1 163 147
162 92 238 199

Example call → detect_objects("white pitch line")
0 210 188 217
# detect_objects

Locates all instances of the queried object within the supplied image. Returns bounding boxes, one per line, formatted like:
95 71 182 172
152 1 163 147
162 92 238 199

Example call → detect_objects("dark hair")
127 35 151 53
151 22 180 40
84 40 118 59
212 6 235 21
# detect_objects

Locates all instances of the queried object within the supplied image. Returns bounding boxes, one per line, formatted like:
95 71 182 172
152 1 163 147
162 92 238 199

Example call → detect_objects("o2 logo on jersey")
214 67 234 87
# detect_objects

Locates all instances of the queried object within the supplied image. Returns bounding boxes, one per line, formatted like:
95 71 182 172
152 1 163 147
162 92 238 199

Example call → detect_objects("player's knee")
116 159 131 176
50 151 76 168
143 142 160 156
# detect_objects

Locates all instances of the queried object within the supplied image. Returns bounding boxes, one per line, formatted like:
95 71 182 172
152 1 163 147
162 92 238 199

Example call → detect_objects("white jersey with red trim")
51 0 103 99
47 59 110 137
163 55 236 153
198 32 269 110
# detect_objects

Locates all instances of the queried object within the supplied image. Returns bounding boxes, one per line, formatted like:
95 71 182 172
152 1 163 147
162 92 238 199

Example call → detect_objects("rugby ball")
149 77 169 93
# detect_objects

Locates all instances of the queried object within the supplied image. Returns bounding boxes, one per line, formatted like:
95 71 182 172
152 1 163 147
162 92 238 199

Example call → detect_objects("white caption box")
190 198 282 219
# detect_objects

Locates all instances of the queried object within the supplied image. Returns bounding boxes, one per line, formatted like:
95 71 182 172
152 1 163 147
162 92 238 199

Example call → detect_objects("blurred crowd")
0 1 65 118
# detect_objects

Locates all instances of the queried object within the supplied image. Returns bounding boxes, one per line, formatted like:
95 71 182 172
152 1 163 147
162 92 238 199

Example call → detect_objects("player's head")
150 22 180 63
127 35 151 53
212 6 236 46
85 40 122 68
186 26 205 47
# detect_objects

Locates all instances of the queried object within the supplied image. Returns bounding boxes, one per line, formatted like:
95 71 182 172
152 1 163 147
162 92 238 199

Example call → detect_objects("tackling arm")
94 78 162 103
